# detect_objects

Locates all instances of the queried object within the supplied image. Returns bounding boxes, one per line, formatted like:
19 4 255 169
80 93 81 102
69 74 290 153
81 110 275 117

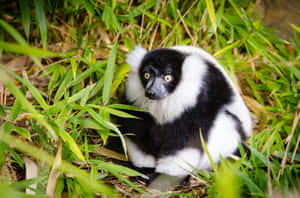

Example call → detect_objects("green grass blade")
0 19 27 45
54 70 73 103
205 0 217 34
103 42 117 105
291 24 300 33
59 128 86 162
108 104 146 112
67 84 95 105
82 0 95 16
200 129 218 174
18 0 31 39
34 0 47 48
23 74 49 111
0 41 58 57
0 133 117 197
0 66 57 140
214 40 241 57
0 19 42 66
87 108 127 157
10 99 22 121
12 126 31 139
0 105 6 117
70 58 77 80
110 63 130 96
87 104 139 119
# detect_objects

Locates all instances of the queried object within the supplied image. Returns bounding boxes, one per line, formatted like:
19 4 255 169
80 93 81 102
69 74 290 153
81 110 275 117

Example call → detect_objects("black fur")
118 52 234 158
139 48 185 94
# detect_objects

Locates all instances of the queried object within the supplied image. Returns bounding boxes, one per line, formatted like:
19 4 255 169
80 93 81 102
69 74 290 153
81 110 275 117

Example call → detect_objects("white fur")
126 48 208 124
171 45 252 136
198 110 241 170
126 45 147 72
125 138 156 168
125 45 253 176
155 148 201 176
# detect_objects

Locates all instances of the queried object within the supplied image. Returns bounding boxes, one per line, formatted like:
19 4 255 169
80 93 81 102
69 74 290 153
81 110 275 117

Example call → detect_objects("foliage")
0 0 299 197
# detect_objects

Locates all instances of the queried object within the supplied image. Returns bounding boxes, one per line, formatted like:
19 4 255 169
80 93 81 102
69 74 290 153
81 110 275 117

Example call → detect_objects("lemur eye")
144 72 151 80
164 75 173 82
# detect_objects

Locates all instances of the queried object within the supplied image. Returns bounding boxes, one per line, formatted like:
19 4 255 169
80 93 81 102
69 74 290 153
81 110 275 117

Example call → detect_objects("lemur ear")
126 45 147 72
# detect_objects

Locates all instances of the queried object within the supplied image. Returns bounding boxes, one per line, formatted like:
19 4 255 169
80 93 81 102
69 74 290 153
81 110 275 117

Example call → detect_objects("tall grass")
0 0 299 197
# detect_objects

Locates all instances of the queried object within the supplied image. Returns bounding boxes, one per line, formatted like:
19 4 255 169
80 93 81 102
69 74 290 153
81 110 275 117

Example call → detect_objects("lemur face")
138 49 185 100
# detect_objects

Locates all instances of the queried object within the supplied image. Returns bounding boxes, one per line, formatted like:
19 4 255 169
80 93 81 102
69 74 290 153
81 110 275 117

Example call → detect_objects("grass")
0 0 300 197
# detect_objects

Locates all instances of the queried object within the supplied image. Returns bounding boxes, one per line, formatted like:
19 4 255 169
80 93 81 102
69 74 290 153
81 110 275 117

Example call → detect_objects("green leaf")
10 99 22 121
102 6 121 31
90 160 145 193
79 118 103 130
103 42 117 105
34 0 47 48
0 104 6 117
0 140 7 167
19 0 31 39
0 19 27 45
12 126 31 139
54 70 73 102
200 129 218 174
70 58 77 80
0 66 58 140
108 104 146 112
67 84 95 105
291 24 300 33
0 41 58 57
205 0 217 33
90 160 144 177
87 104 139 119
48 68 60 91
82 0 95 16
59 128 86 162
23 74 49 111
87 108 127 156
0 19 41 66
214 40 241 57
110 63 130 96
288 65 300 80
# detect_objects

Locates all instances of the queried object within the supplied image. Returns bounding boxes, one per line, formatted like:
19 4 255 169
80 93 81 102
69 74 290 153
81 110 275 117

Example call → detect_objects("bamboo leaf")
0 66 58 140
23 74 49 111
205 0 217 34
0 134 116 196
12 126 31 139
54 70 73 103
10 99 22 121
87 108 127 156
291 24 300 33
200 129 218 174
0 19 27 45
67 84 95 105
213 40 241 57
82 0 95 16
0 41 58 57
108 104 146 112
110 63 130 96
103 42 117 105
34 0 47 48
0 105 6 117
87 104 139 119
70 58 77 80
19 0 31 39
59 128 86 162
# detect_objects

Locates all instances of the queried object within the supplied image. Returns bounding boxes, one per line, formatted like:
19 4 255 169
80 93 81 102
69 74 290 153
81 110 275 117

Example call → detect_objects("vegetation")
0 0 299 197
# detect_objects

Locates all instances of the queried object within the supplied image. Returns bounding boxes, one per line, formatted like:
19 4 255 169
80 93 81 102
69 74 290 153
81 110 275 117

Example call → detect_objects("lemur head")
125 45 213 123
137 48 185 100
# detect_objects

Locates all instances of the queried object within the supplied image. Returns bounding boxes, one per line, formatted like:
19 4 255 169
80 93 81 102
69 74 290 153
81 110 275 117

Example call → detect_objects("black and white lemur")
118 45 252 184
